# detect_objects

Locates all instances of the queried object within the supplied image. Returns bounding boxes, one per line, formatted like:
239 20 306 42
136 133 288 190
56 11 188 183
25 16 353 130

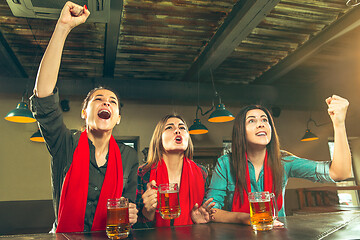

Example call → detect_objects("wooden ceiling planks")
0 0 358 109
114 0 237 81
215 0 352 85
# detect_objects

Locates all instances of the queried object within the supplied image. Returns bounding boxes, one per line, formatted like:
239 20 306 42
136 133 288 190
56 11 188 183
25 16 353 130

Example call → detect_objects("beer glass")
248 191 278 231
158 183 181 219
106 198 130 239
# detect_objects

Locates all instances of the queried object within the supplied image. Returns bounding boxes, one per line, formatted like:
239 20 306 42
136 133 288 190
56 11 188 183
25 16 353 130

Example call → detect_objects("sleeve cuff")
30 88 60 117
213 202 222 209
315 161 335 183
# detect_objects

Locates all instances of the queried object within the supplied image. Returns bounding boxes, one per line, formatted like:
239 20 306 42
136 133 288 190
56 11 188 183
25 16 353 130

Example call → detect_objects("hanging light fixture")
189 106 208 135
207 69 234 123
208 103 234 123
300 117 326 142
5 101 36 123
5 17 44 124
189 70 234 134
30 129 45 142
189 74 210 135
4 77 36 124
301 129 319 142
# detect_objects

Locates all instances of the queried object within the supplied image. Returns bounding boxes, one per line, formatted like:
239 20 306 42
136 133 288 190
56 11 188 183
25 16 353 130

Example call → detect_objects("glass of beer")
158 183 181 219
248 191 278 232
106 198 130 239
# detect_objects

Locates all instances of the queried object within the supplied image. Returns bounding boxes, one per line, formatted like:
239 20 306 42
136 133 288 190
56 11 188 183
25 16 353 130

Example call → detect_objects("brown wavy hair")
231 105 283 201
143 114 194 171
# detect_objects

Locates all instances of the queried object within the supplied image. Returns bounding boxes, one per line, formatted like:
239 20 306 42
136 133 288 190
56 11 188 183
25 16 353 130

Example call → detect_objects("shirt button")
88 202 92 206
94 187 99 191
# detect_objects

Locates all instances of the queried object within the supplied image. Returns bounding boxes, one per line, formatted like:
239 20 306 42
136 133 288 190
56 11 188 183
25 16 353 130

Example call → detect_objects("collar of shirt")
247 160 264 192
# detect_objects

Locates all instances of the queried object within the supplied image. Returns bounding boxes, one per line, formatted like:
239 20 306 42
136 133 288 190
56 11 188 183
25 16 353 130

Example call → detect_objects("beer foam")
159 190 178 194
249 199 270 203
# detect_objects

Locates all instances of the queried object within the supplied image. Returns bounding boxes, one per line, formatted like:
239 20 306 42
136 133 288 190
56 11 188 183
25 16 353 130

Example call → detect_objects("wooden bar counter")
1 211 359 240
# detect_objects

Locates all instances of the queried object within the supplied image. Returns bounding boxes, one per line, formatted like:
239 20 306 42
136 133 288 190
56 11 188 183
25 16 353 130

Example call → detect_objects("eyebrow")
246 114 267 120
93 94 117 101
165 122 185 127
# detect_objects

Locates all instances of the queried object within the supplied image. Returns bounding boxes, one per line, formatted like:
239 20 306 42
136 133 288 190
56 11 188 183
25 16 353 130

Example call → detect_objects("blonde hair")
143 114 193 171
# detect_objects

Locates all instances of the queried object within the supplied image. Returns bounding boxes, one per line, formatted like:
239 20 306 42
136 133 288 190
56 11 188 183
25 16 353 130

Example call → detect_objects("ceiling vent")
6 0 110 23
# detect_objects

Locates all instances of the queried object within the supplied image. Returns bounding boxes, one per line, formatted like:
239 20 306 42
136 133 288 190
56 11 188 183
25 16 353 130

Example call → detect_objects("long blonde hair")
143 114 194 171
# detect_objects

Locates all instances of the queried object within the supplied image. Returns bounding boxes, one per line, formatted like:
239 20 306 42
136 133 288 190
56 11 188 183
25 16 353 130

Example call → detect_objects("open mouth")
175 136 182 143
98 109 111 119
256 132 267 136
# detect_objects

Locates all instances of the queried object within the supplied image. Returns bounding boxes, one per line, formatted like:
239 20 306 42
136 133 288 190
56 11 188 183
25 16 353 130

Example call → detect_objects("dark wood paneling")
0 200 54 235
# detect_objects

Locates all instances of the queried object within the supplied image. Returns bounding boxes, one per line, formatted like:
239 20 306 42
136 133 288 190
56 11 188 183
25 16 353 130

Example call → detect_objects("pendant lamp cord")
195 71 214 118
306 112 330 129
210 69 221 104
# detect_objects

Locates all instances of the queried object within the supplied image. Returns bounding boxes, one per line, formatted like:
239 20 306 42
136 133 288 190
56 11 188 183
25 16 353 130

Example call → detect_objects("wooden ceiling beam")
0 30 27 78
0 77 323 110
257 6 360 84
181 0 281 82
103 0 124 78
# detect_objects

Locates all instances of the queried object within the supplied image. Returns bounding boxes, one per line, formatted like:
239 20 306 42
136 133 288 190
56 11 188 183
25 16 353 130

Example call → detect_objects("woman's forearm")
211 208 250 224
330 123 352 181
34 2 89 98
34 23 69 98
141 207 155 222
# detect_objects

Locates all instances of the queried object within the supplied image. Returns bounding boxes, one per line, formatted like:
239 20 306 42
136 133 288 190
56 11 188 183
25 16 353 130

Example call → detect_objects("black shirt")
30 89 139 232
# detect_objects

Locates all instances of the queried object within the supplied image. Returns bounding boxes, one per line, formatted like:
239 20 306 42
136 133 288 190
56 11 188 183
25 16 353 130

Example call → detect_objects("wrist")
236 212 250 225
142 207 155 221
333 122 346 129
54 21 72 37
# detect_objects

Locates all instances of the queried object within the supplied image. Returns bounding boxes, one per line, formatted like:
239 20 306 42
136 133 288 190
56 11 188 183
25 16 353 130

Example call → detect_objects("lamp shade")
30 129 45 143
4 102 36 123
189 119 208 135
208 103 234 123
301 129 319 142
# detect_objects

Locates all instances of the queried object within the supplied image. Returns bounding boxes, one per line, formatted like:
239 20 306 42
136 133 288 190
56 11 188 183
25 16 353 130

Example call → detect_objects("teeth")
98 109 111 119
257 132 266 136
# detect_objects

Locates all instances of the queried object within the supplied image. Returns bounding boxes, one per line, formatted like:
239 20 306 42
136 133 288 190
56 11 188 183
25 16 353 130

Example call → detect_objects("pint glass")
248 191 278 231
158 183 181 219
106 198 130 239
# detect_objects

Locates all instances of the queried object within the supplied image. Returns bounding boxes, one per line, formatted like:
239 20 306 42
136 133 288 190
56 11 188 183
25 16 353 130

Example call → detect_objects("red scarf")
56 131 123 233
231 151 282 213
149 157 205 227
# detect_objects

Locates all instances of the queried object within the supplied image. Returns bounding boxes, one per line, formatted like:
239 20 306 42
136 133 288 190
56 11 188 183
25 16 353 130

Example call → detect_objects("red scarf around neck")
56 130 123 233
149 157 205 227
231 151 282 213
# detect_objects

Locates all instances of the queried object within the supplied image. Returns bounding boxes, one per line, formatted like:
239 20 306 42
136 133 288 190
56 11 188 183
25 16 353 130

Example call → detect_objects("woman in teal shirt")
206 95 351 225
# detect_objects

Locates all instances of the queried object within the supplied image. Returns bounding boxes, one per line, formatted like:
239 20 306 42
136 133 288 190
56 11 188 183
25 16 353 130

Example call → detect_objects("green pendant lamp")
189 118 208 135
30 129 45 142
189 105 208 135
301 129 319 141
300 117 322 142
207 69 234 123
5 101 36 123
208 103 234 123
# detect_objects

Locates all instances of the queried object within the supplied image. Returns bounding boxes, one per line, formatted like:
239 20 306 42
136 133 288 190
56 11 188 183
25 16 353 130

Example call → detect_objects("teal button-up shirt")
205 151 334 217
